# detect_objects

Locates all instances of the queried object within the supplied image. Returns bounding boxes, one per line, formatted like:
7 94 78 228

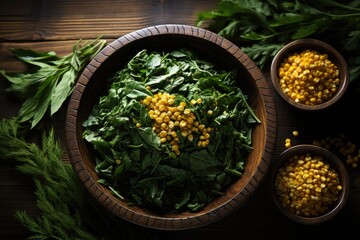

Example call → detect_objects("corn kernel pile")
313 134 360 168
278 49 340 106
141 92 212 155
275 153 342 217
284 130 359 168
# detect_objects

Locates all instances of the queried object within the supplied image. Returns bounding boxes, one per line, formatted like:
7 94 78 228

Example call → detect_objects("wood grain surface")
1 1 359 239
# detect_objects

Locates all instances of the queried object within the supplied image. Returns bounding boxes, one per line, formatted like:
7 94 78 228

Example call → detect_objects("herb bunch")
0 119 157 240
196 0 360 83
1 38 106 129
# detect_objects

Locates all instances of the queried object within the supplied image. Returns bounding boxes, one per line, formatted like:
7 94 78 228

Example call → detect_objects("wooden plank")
1 0 358 238
0 39 114 72
0 162 38 239
0 0 218 41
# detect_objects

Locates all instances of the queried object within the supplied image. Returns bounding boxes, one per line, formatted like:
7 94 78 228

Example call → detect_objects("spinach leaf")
83 48 259 213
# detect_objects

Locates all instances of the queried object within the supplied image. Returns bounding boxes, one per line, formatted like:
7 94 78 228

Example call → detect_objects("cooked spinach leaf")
82 48 260 213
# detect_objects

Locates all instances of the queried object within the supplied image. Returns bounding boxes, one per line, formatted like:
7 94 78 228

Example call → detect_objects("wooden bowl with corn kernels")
270 144 350 225
270 38 350 111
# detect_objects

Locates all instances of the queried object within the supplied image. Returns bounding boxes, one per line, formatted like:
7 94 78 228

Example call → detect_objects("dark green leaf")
137 127 161 150
195 0 360 79
1 37 107 129
50 68 76 115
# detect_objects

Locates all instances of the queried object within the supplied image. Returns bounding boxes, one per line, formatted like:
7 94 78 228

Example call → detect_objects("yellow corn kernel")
159 130 167 138
158 104 166 112
156 117 163 124
183 108 191 115
181 130 188 137
187 134 194 141
170 131 177 138
179 120 187 128
285 138 291 148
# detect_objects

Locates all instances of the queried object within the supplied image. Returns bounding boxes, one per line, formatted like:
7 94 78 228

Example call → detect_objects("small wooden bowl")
65 24 277 230
271 144 349 225
270 39 349 111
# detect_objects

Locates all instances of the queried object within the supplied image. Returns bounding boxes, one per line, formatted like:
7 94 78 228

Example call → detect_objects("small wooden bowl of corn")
270 38 350 111
271 144 349 225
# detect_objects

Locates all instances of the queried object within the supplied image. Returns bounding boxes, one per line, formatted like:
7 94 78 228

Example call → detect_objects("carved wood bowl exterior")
65 24 277 230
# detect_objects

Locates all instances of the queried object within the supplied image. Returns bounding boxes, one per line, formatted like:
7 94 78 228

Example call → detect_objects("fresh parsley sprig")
1 38 107 129
196 0 360 83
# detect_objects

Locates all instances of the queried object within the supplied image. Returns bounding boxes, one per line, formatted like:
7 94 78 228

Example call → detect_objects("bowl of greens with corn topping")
65 24 277 230
270 38 350 111
271 144 349 225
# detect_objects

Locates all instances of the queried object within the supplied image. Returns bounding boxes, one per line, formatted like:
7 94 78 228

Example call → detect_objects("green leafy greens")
82 48 260 213
1 38 106 129
196 0 360 83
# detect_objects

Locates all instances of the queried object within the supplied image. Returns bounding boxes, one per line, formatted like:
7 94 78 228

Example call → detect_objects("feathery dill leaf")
0 119 98 239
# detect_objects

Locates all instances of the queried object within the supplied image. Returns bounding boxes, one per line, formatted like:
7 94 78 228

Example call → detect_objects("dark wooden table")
1 1 359 239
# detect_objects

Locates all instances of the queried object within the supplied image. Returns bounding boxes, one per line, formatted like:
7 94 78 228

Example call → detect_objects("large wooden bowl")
65 24 277 230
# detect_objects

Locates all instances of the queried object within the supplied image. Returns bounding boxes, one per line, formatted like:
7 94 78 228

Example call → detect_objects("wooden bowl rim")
65 24 277 230
270 144 350 225
270 38 350 111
